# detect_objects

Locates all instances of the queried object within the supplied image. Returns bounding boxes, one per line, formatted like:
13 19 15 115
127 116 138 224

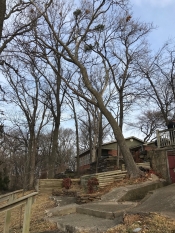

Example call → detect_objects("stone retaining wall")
148 148 170 182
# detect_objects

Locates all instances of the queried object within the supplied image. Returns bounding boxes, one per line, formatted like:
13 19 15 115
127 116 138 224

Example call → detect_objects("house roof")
78 136 144 157
95 136 144 147
125 136 144 143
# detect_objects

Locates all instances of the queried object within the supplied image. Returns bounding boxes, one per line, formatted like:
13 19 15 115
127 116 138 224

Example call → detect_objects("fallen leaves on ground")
1 175 174 233
106 213 175 233
97 176 148 196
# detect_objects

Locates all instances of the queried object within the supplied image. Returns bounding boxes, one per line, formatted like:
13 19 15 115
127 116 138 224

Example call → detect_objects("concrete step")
50 196 77 206
44 180 168 233
45 203 78 217
46 200 137 219
46 213 122 233
76 201 137 219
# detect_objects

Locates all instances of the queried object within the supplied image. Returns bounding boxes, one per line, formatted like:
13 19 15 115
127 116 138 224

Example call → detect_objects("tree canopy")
0 0 175 189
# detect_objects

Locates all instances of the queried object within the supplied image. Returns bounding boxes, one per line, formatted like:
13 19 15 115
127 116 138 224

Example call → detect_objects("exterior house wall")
125 139 143 148
108 149 117 156
144 145 156 151
101 142 117 150
79 164 90 172
148 148 170 182
79 153 91 172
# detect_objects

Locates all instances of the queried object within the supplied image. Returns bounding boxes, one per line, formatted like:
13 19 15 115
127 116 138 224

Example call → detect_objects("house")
79 136 156 173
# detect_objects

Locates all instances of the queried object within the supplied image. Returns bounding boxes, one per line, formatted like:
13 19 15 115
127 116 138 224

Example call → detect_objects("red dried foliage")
87 177 99 194
62 178 72 189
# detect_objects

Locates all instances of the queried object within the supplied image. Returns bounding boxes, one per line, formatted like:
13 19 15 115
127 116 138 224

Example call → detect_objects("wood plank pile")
96 170 127 188
81 169 127 189
136 162 151 170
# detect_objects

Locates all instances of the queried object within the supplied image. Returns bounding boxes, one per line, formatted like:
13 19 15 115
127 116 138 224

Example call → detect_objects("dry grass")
0 192 57 233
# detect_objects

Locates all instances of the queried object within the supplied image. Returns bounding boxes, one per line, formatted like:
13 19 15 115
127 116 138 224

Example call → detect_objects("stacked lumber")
136 162 151 170
96 170 127 188
81 170 127 189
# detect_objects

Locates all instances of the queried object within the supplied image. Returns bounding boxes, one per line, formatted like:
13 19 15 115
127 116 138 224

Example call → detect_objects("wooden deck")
156 129 175 148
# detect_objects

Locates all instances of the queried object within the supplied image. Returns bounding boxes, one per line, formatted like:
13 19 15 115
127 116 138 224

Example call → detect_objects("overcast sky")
131 0 175 51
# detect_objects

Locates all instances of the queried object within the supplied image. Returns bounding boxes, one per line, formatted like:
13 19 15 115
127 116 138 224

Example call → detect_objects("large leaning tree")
29 0 151 177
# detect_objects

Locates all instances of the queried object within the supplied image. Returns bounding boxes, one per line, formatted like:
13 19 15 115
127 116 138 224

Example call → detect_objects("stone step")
76 202 137 219
45 180 168 233
50 196 77 206
46 199 137 219
46 213 122 233
45 203 78 217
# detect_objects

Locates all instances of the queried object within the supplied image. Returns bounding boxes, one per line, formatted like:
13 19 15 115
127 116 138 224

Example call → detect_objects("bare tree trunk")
72 99 80 176
26 136 33 190
96 112 102 173
87 108 93 163
0 0 6 41
29 139 37 189
101 103 141 177
47 58 62 178
119 91 124 131
48 125 59 178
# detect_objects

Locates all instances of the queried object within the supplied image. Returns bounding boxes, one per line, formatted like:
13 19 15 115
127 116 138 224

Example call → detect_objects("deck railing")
0 190 38 233
156 128 175 148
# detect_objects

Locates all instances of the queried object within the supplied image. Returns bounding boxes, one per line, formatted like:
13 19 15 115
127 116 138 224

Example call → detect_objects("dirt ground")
1 177 175 233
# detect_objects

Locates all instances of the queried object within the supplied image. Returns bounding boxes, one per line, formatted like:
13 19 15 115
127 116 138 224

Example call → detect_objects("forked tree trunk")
80 67 142 178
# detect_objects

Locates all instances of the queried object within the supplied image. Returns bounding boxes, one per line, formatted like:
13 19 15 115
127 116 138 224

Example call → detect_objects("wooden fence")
0 190 38 233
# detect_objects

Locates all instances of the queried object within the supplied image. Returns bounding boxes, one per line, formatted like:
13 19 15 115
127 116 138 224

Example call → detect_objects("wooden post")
35 179 39 192
22 197 33 233
156 130 160 148
4 194 14 233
